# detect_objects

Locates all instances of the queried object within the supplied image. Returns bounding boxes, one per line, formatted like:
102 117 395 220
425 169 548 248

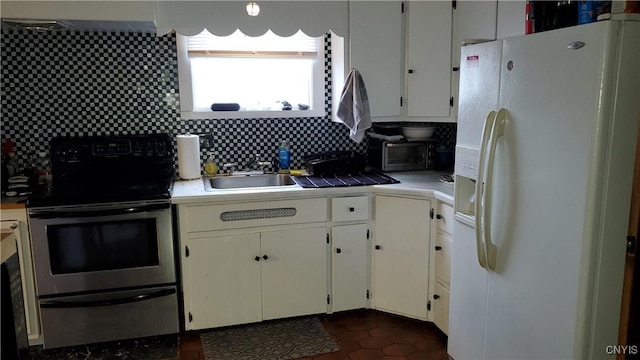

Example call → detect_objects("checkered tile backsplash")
1 29 455 171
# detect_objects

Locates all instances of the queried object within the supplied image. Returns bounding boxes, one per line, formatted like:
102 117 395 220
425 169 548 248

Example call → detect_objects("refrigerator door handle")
483 108 508 271
474 110 496 270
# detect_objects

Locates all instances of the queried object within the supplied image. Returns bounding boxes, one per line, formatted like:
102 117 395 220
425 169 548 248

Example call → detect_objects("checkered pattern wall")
0 30 366 170
1 29 455 171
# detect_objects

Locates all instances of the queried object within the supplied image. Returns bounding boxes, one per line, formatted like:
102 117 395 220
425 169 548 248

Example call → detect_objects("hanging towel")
335 68 372 143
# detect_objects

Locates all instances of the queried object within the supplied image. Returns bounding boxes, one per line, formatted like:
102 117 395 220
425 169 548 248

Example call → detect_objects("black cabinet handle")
408 69 414 74
435 246 442 251
336 248 342 254
349 207 355 212
375 245 381 250
254 256 260 261
434 294 440 300
436 214 442 220
263 254 269 260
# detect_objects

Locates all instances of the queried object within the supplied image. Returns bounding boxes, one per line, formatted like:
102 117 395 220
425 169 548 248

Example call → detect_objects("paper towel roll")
177 134 201 180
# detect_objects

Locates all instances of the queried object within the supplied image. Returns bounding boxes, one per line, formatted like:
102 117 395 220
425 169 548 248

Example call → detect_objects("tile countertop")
171 170 454 206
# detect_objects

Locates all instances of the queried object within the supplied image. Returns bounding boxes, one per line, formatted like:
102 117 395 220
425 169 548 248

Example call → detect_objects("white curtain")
155 1 349 37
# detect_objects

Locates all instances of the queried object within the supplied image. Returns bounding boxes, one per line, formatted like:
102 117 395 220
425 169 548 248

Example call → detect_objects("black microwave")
367 138 435 172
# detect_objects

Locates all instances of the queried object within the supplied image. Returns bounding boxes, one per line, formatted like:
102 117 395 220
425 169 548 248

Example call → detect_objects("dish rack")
303 151 366 176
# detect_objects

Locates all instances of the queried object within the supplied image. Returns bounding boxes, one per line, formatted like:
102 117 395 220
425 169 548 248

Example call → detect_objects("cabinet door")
1 211 40 342
451 1 498 119
435 231 453 288
349 1 403 120
260 227 328 320
184 233 262 330
497 0 526 39
332 224 368 312
373 196 431 320
433 281 450 335
406 1 453 119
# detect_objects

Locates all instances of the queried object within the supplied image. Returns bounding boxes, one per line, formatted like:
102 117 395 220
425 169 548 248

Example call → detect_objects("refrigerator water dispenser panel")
454 146 479 180
454 146 479 226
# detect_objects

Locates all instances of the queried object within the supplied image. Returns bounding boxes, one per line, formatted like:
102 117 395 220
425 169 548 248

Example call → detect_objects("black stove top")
28 133 174 208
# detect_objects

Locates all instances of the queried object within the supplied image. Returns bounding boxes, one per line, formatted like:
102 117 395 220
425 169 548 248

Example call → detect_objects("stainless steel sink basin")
204 174 297 191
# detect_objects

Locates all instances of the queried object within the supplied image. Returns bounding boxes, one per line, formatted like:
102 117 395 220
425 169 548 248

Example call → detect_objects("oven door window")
387 145 425 165
47 219 159 274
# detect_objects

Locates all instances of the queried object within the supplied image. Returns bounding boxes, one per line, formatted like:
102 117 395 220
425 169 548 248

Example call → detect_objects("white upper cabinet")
452 1 498 68
349 1 403 121
497 0 526 38
405 1 453 121
451 1 498 120
1 1 156 31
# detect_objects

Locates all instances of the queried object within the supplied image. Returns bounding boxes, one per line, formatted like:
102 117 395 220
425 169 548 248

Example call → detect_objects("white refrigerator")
449 20 640 360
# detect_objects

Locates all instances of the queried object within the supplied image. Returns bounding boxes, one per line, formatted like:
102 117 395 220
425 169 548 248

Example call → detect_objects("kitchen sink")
204 174 297 191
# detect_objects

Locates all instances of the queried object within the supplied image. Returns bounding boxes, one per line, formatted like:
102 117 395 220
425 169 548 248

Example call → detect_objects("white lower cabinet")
260 227 328 320
178 193 447 330
186 232 262 329
434 231 452 287
433 202 454 335
183 227 327 330
1 208 41 344
373 195 431 320
331 224 368 312
432 281 450 334
178 198 329 331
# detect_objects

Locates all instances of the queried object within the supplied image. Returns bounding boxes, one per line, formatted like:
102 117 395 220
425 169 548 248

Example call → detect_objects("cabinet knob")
349 207 355 212
375 245 381 250
10 223 18 230
263 254 269 260
336 248 342 254
433 294 440 300
436 214 442 220
254 256 260 262
408 69 414 74
435 246 442 251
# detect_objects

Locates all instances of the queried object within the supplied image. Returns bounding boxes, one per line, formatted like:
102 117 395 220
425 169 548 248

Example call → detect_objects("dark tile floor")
178 309 449 360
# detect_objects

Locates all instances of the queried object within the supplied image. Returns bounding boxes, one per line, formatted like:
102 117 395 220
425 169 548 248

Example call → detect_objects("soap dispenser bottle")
204 153 219 176
277 141 290 174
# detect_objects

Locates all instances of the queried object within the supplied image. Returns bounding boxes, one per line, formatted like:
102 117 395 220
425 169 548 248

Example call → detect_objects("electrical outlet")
199 134 214 149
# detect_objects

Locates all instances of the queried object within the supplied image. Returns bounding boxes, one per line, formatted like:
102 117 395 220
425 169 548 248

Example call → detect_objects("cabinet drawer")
436 202 454 234
185 198 327 232
433 281 450 335
435 230 452 287
332 196 369 222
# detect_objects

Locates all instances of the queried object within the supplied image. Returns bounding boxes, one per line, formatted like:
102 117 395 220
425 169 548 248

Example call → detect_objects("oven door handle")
29 202 170 219
39 288 176 308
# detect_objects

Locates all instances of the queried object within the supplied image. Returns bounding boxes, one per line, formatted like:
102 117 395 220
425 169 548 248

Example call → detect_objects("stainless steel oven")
29 200 175 296
27 134 178 349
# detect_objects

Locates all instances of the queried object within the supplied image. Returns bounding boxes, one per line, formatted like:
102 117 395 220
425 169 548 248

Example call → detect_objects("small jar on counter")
35 152 52 186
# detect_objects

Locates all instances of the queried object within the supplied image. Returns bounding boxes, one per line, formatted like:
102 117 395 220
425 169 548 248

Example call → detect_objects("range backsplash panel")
1 29 455 173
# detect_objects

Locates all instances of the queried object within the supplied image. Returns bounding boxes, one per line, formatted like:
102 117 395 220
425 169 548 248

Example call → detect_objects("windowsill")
180 109 326 120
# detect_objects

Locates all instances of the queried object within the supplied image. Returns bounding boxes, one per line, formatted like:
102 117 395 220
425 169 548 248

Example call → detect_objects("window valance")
155 1 349 37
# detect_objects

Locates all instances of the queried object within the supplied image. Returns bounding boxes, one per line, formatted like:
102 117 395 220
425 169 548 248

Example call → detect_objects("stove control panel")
51 134 172 163
93 140 131 156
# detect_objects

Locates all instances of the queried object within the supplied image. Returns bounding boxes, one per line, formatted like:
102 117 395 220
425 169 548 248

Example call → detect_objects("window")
177 30 328 119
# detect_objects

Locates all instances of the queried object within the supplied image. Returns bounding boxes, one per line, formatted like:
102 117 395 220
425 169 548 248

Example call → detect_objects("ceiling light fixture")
246 2 260 16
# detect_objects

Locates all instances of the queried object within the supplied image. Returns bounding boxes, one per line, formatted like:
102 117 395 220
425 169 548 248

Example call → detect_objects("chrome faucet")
244 154 271 172
222 162 238 174
223 155 271 176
